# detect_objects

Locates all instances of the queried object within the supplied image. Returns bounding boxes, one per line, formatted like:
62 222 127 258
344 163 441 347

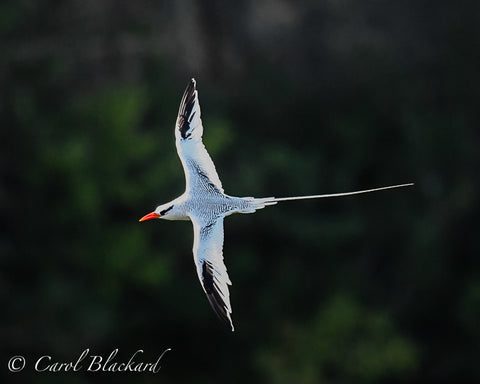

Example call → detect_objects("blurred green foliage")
1 1 479 383
258 295 418 383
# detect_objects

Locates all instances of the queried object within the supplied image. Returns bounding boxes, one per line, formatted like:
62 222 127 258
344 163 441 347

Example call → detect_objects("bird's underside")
139 78 413 332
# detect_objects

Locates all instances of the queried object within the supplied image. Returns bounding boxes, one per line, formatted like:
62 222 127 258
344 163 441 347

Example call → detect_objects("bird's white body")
140 79 413 331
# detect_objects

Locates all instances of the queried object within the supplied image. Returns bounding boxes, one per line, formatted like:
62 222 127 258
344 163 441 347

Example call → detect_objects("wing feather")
191 216 234 331
175 79 224 193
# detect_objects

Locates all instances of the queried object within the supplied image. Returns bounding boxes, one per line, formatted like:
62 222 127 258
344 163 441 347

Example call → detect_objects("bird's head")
139 203 175 222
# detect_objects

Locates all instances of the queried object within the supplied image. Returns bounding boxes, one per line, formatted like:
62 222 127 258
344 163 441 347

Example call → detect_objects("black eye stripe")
160 205 174 215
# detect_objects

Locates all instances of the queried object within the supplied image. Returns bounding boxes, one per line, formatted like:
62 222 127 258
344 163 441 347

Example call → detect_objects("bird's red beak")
139 212 161 222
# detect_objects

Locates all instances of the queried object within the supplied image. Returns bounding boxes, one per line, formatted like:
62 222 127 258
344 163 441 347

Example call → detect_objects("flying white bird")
139 79 413 331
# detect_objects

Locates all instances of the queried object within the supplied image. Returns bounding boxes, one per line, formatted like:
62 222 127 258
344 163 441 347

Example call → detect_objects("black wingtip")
186 78 196 93
201 261 235 332
181 79 196 101
177 79 198 139
206 291 235 332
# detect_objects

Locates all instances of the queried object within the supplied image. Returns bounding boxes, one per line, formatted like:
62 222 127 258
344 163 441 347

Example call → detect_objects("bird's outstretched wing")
175 79 224 194
191 215 234 331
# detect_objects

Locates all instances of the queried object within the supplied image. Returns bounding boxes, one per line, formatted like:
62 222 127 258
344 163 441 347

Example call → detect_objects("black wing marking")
191 217 234 331
174 78 225 193
177 79 197 140
201 260 233 330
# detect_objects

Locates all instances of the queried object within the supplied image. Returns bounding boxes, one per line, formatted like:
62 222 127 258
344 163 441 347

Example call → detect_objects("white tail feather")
267 183 414 203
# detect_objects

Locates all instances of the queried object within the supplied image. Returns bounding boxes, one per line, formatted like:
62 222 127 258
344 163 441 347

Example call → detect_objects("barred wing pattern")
175 79 224 194
191 215 234 331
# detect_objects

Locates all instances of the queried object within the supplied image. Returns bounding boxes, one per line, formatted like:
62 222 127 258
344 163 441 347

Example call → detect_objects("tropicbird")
139 79 413 331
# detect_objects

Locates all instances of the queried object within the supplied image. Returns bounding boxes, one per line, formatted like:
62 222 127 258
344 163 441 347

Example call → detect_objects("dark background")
1 1 479 383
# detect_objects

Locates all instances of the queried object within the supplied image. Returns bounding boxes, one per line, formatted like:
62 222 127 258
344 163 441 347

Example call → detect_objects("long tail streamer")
271 183 414 202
